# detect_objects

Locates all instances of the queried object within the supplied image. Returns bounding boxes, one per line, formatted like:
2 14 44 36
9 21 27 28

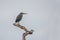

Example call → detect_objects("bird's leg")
13 22 19 25
16 22 19 24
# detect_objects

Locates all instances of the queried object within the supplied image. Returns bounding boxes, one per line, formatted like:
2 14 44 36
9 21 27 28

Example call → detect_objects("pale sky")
0 0 60 40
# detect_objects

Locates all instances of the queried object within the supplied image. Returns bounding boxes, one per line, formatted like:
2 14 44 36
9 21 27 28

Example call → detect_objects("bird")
15 12 27 24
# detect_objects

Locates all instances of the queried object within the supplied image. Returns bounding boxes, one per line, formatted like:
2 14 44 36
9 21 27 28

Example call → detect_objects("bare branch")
13 23 34 40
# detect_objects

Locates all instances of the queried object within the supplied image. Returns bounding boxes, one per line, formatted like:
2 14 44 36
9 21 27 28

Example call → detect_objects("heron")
15 12 27 24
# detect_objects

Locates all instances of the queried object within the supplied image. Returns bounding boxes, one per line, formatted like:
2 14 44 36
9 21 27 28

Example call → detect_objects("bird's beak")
23 13 27 15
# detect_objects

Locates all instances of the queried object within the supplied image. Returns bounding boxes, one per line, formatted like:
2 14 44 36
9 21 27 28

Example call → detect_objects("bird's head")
20 12 27 15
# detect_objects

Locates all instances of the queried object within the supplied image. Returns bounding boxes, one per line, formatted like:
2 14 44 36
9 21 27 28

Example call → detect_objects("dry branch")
13 23 34 40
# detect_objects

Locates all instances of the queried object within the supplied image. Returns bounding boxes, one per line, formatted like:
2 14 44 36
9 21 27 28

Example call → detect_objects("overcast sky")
0 0 60 40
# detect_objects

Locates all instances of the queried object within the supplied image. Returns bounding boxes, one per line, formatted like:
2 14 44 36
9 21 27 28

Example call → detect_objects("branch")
13 23 34 40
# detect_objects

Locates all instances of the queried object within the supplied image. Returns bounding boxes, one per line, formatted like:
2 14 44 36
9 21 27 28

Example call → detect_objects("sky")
0 0 60 40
